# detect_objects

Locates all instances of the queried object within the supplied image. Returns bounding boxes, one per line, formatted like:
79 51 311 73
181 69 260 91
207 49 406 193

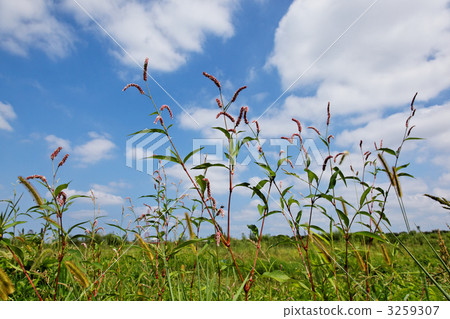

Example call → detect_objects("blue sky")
1 0 449 238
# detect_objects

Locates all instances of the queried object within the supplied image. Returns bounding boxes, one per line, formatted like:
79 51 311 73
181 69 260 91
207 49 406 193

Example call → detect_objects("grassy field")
0 231 449 301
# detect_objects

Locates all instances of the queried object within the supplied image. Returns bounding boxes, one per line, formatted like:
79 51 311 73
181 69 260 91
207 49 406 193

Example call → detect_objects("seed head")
26 174 48 184
292 118 302 133
326 102 331 126
203 178 212 199
216 98 223 108
57 191 67 206
51 147 62 160
281 136 293 144
154 115 164 125
203 72 221 89
216 111 235 123
123 83 144 94
252 120 260 134
231 86 247 103
322 155 333 171
235 106 246 127
58 154 69 168
307 126 321 136
215 231 221 247
143 58 149 81
243 106 249 124
160 104 173 119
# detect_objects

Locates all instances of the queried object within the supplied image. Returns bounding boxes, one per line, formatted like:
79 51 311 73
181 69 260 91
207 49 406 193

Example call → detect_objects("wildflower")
216 206 224 217
215 231 221 247
81 243 87 249
327 134 334 143
123 83 145 95
252 120 260 134
235 106 246 127
154 115 164 125
143 57 149 81
26 175 48 184
216 111 235 123
307 126 321 136
93 219 98 228
58 154 69 168
228 128 236 134
326 102 331 126
160 104 173 119
257 145 262 153
85 229 90 234
57 191 67 206
292 118 302 133
322 155 333 171
203 178 212 199
203 72 221 89
216 98 223 108
281 136 293 144
286 159 294 169
231 86 247 103
243 106 249 124
51 147 62 160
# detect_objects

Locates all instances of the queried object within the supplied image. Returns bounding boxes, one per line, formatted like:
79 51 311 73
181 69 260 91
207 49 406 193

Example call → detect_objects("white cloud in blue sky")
0 101 16 131
0 0 74 58
62 0 236 71
0 0 449 235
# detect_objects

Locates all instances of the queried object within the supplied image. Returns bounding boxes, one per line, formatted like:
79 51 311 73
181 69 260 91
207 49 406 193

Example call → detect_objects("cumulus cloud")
74 132 116 165
45 135 72 152
0 101 17 131
264 0 450 125
65 181 125 207
0 0 74 58
45 132 116 166
63 0 236 72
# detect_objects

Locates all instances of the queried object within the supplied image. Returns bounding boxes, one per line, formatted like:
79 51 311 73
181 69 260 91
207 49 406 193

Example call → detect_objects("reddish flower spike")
160 105 173 119
123 83 144 95
51 147 62 160
203 72 221 89
292 118 302 133
143 58 149 82
58 154 69 168
231 86 247 103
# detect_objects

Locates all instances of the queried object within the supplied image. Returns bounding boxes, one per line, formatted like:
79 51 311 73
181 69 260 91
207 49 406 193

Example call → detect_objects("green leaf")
328 171 338 191
54 183 69 197
247 224 259 240
146 155 180 164
212 127 231 139
128 128 167 136
335 209 349 228
191 163 229 170
183 147 204 164
195 175 206 195
262 270 291 283
360 187 372 207
305 168 318 184
404 137 424 141
352 231 386 242
168 238 208 257
378 148 397 156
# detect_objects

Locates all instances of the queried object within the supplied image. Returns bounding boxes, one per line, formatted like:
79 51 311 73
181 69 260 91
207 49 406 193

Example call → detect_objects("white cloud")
45 135 72 152
63 0 236 72
0 0 74 58
73 132 116 165
0 101 17 131
45 132 116 166
264 0 450 124
65 182 125 207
